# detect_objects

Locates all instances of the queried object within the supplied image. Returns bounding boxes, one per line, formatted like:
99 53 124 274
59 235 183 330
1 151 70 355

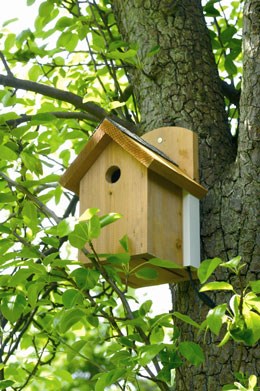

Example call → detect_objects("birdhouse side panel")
147 171 183 265
79 141 148 258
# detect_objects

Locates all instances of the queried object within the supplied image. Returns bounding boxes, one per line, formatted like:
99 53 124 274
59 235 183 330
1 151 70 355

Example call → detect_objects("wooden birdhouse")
60 118 207 287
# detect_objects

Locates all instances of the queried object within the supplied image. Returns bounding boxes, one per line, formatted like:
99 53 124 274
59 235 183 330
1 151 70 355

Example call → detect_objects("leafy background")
0 1 258 391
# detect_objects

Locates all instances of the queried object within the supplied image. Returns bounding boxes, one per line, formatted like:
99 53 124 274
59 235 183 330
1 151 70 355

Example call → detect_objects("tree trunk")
112 0 259 389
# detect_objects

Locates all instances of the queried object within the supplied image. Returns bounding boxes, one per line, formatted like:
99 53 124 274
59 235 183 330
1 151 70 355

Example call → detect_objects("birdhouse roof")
60 118 207 199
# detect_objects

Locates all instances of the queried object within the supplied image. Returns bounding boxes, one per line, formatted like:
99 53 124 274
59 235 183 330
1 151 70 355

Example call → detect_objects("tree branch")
5 111 97 128
0 73 137 132
220 79 241 106
0 52 13 76
0 171 61 224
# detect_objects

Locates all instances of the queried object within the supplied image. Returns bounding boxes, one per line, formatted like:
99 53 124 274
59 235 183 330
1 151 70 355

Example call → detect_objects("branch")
220 79 241 106
0 171 61 224
0 73 137 132
0 52 13 76
5 111 97 128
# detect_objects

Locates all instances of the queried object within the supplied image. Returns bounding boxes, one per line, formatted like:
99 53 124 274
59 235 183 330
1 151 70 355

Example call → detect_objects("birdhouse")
60 118 207 287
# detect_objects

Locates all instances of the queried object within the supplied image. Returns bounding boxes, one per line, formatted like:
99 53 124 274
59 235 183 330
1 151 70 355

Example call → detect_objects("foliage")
0 202 259 390
203 0 243 133
0 0 257 390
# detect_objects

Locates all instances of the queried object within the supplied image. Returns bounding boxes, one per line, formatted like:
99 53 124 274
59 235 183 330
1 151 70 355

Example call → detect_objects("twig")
0 52 13 76
19 338 50 389
0 171 61 224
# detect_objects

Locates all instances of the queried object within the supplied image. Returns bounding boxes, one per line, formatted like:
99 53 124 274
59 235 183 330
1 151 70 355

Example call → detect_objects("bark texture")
112 0 259 389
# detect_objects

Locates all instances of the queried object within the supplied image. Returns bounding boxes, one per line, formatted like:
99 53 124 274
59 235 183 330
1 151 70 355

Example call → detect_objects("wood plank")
79 142 148 257
148 172 183 265
142 126 199 181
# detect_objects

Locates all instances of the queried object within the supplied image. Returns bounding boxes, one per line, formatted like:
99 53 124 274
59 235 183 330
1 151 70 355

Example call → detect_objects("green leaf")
57 308 85 333
42 236 60 248
230 326 253 345
99 212 122 227
9 269 33 287
1 294 27 323
56 218 73 237
179 342 204 366
229 294 240 317
148 258 183 269
68 222 89 248
87 215 101 240
244 311 260 345
4 33 16 51
200 282 234 292
218 331 231 347
198 258 222 283
39 1 53 17
0 145 18 161
139 344 164 366
57 32 79 51
0 193 16 203
147 45 160 57
221 26 237 44
75 214 101 242
248 375 257 389
92 32 106 50
22 201 38 231
206 304 227 335
107 49 137 60
220 256 242 271
119 234 129 252
62 289 84 308
150 326 165 344
173 312 201 329
27 282 45 308
71 268 100 290
67 340 87 361
0 112 19 124
95 369 126 391
0 380 15 389
78 208 100 222
21 151 43 175
28 64 42 82
55 16 74 30
139 300 153 316
249 280 260 294
225 56 237 76
107 253 130 265
204 3 221 16
135 267 158 280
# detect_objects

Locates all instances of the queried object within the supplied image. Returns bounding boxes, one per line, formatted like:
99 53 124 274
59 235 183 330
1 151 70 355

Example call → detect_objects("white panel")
182 191 200 268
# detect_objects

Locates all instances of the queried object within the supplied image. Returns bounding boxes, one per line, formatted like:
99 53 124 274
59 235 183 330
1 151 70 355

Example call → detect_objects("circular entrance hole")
106 166 121 183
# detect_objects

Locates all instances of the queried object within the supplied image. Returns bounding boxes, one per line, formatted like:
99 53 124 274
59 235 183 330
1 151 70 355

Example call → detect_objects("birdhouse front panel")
79 140 149 258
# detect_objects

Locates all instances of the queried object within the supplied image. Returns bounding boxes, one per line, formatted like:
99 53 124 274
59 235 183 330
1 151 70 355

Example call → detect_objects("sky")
0 0 39 30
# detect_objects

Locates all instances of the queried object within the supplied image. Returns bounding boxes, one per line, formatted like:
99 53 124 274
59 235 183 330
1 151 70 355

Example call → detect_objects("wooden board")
148 171 183 265
79 141 148 257
142 126 199 181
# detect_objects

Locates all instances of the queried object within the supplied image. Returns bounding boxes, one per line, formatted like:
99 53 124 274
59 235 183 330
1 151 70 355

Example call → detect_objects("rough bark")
112 0 259 389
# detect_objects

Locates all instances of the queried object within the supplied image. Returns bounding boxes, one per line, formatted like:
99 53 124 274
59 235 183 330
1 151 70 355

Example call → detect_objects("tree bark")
112 0 259 389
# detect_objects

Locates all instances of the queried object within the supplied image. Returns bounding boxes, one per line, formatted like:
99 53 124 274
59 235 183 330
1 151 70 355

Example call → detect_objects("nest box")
60 119 207 287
